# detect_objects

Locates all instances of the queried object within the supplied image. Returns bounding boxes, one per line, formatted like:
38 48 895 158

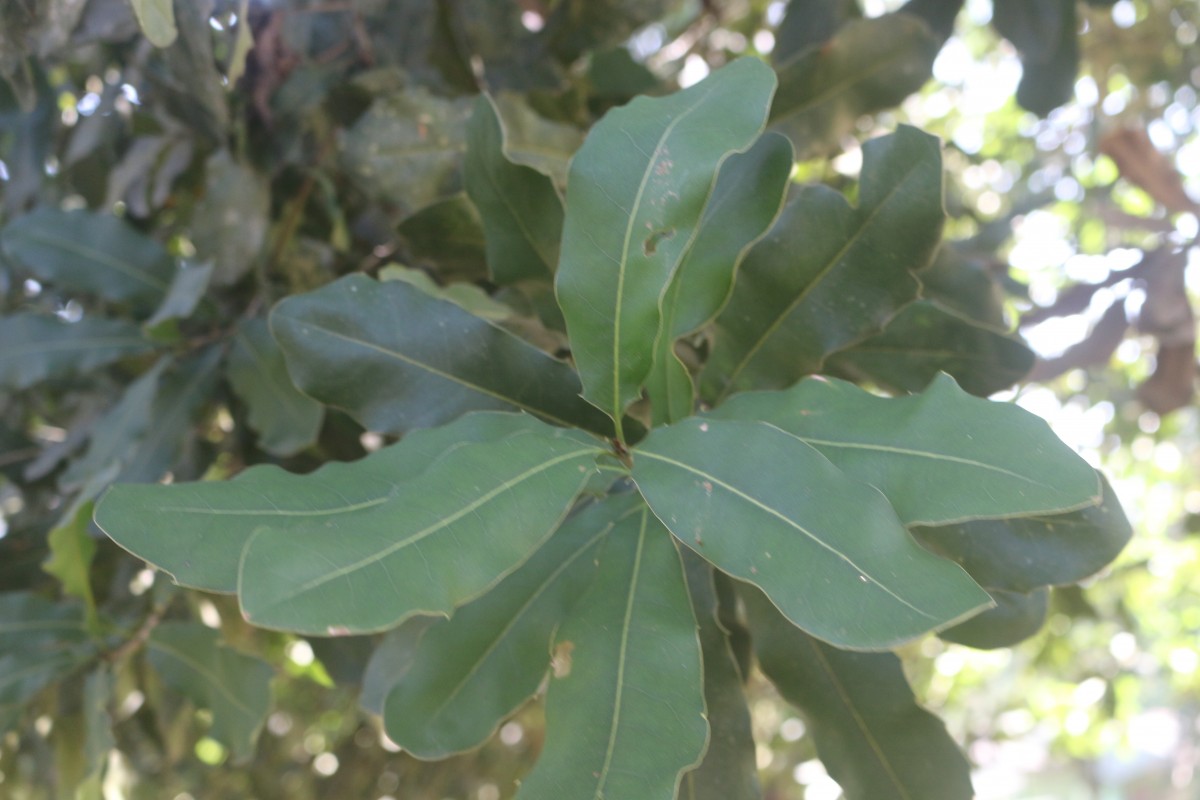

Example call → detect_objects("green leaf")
151 0 228 144
493 93 583 186
918 244 1008 330
341 88 472 214
992 0 1078 116
143 261 213 329
556 58 777 436
359 616 437 716
226 319 324 457
115 346 222 484
516 506 707 800
61 362 166 491
379 264 511 321
678 551 760 800
773 0 861 64
79 668 115 790
52 666 115 798
395 194 489 283
708 374 1102 526
632 418 989 649
826 299 1036 397
237 422 605 634
648 132 794 425
146 622 272 762
190 151 271 286
465 95 563 284
742 587 975 800
770 14 941 159
382 492 640 758
129 0 177 47
938 588 1049 649
0 314 154 391
270 273 619 437
0 593 94 732
0 208 174 306
702 126 942 401
912 473 1130 592
96 412 558 593
42 501 98 625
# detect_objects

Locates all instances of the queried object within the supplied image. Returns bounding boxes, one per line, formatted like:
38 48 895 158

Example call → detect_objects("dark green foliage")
0 2 1132 798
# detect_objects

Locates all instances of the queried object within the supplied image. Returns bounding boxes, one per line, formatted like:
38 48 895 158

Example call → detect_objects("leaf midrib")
595 508 649 797
12 230 170 294
255 447 599 605
635 449 935 619
420 510 636 729
277 313 580 429
610 86 715 424
718 161 926 398
807 638 914 800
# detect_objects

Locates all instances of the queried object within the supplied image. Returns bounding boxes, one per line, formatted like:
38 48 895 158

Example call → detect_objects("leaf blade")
743 587 975 800
702 126 943 400
632 418 990 649
270 273 618 437
0 209 174 306
382 492 641 757
95 412 557 593
237 425 605 634
465 95 563 284
516 507 707 800
708 374 1102 526
0 314 155 391
556 58 777 430
226 319 324 456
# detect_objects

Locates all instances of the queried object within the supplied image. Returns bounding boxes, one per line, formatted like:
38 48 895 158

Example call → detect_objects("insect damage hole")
643 227 675 255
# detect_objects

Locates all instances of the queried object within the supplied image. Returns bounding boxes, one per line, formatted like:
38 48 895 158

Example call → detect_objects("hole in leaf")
643 227 675 255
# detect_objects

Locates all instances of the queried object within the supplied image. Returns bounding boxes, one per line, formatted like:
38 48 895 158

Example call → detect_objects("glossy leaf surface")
939 588 1049 649
648 132 794 425
0 314 154 390
237 424 604 633
913 473 1130 593
96 413 568 593
710 374 1101 526
633 418 990 649
678 551 760 800
702 126 941 401
744 587 975 800
517 507 706 800
146 622 272 762
770 14 941 158
382 493 639 757
826 300 1035 397
465 95 562 284
0 209 173 306
226 319 323 456
556 57 776 433
270 273 617 437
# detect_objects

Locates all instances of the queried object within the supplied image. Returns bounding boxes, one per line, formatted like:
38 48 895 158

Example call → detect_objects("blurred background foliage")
0 0 1197 798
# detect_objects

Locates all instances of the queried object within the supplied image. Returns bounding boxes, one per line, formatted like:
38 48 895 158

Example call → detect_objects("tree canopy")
0 1 1196 798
